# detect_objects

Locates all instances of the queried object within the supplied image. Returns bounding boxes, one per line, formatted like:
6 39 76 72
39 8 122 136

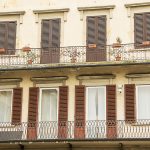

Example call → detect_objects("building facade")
0 0 150 150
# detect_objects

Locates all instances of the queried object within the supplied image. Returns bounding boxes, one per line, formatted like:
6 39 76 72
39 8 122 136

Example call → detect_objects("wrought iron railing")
0 120 150 142
0 44 150 67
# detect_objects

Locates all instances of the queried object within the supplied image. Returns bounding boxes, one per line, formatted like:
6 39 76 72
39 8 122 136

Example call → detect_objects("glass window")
39 88 58 122
137 85 150 119
86 86 106 120
0 90 13 122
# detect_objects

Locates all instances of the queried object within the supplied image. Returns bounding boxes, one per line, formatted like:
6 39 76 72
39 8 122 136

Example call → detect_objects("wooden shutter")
86 16 106 62
58 86 68 138
125 84 135 121
0 23 6 49
106 85 116 138
27 87 39 140
134 13 144 45
145 13 150 41
7 22 16 55
12 88 23 124
74 85 85 138
41 19 60 64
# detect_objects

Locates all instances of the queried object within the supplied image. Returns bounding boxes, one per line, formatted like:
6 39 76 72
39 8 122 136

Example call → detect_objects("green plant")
116 37 122 44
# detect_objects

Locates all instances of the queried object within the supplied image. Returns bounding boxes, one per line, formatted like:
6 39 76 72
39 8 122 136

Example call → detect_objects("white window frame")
39 87 59 122
0 89 13 122
86 86 106 121
136 85 150 120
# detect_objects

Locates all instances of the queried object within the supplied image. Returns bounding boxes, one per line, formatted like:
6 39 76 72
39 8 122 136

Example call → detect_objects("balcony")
0 120 150 142
0 44 150 69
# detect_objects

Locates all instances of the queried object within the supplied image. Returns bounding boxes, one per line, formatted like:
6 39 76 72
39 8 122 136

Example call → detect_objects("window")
136 85 150 119
134 12 150 45
86 86 106 120
39 88 58 122
0 90 13 122
0 21 16 54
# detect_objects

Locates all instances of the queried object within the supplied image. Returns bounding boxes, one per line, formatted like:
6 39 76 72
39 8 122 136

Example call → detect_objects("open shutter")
134 13 144 46
41 19 60 64
12 88 22 124
74 85 85 138
0 23 6 49
58 86 68 139
106 85 116 138
27 87 39 140
145 13 150 41
125 84 135 121
7 22 16 55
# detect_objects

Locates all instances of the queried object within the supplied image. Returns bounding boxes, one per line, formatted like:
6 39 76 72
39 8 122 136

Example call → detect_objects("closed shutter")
0 23 6 49
86 16 106 62
7 22 16 55
58 86 68 138
106 85 116 138
27 87 39 140
74 85 85 138
134 13 144 46
12 88 23 124
125 84 135 121
41 19 60 64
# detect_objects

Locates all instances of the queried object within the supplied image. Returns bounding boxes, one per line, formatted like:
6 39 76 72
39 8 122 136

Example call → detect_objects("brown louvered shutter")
74 85 85 138
12 88 23 124
145 13 150 41
7 22 16 55
134 13 144 46
86 16 106 62
0 23 6 49
125 84 135 121
106 85 116 138
58 86 68 138
27 87 39 140
41 19 60 64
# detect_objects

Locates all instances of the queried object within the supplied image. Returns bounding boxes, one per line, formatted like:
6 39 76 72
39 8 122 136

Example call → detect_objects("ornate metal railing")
0 44 150 67
1 120 150 142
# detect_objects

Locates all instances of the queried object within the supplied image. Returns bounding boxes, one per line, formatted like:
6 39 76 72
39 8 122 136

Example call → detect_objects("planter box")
0 48 5 54
142 41 150 46
88 44 96 48
22 46 31 52
112 43 121 48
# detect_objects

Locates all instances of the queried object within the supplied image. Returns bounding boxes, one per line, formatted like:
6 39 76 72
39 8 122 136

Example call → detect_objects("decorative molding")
33 8 70 23
0 78 22 83
77 5 115 20
125 2 150 17
31 76 68 82
77 74 116 80
0 11 25 24
125 73 150 78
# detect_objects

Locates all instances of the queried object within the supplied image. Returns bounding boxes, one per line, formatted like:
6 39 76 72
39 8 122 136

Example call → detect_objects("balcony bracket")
119 143 124 150
19 144 24 150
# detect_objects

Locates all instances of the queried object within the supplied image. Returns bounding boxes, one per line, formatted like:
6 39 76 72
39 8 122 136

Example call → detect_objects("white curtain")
0 91 12 122
87 87 106 120
40 89 57 121
137 86 150 119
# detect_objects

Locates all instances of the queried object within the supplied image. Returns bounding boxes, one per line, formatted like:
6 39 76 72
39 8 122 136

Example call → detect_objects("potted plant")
22 46 31 52
26 51 36 64
0 48 5 54
112 37 122 48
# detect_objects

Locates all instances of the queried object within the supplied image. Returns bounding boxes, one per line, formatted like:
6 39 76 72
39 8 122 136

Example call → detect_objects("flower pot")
88 44 97 48
28 59 32 64
71 58 76 63
142 41 150 46
115 56 121 61
22 46 31 52
112 43 121 48
0 48 5 54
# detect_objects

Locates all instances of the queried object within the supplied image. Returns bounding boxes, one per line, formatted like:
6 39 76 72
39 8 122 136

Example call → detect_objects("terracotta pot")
88 44 97 48
142 41 150 46
112 43 121 48
0 48 5 54
115 56 121 61
22 46 31 52
28 59 32 64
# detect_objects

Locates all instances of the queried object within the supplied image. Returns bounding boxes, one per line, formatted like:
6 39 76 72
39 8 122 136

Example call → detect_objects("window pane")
0 91 12 122
40 89 57 121
137 86 150 119
87 87 106 120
